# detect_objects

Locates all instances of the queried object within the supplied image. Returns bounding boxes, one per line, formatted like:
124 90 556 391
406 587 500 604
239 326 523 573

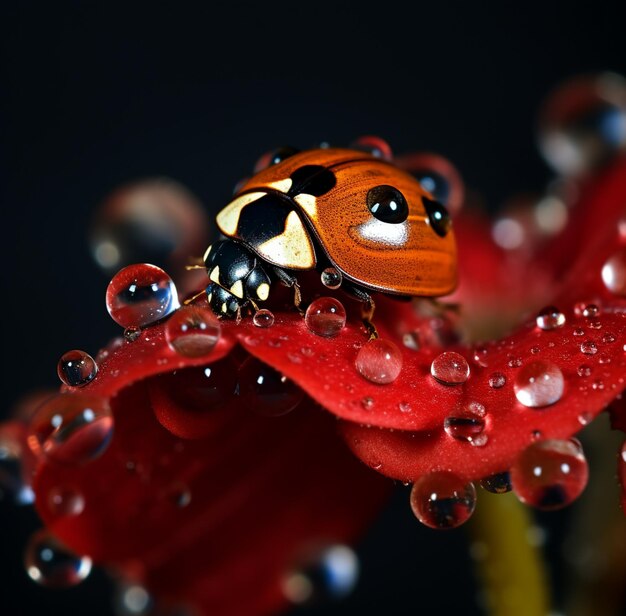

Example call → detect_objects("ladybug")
193 144 457 333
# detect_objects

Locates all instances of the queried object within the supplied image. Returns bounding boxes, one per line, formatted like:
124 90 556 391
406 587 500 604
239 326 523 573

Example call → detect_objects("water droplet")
577 364 592 377
409 472 476 529
444 402 486 444
90 178 207 275
598 353 612 364
514 361 564 408
530 346 541 355
398 401 412 413
24 530 92 587
601 250 626 296
320 267 343 289
578 411 593 425
164 305 220 357
588 320 602 330
29 394 113 464
535 306 566 330
538 72 626 175
355 339 403 384
124 326 141 342
57 350 98 387
480 472 512 494
106 263 179 328
510 439 589 510
361 397 374 410
0 428 33 505
489 372 507 389
580 340 598 355
305 297 346 337
508 356 523 368
602 332 616 343
573 328 585 336
47 487 85 517
168 484 191 508
115 581 153 615
282 545 359 605
582 304 600 318
591 379 605 391
253 309 275 328
430 352 470 385
239 358 304 417
473 346 489 367
402 331 421 351
531 430 542 440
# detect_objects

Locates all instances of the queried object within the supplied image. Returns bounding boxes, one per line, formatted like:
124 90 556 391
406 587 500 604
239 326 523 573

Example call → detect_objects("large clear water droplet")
355 339 403 384
24 530 92 587
253 309 275 328
510 439 589 510
410 472 476 529
535 306 566 330
106 263 179 328
430 352 470 385
282 545 359 605
444 402 486 443
514 361 564 408
57 350 98 387
320 267 343 290
239 358 304 417
29 394 113 464
165 306 220 357
47 487 85 517
601 249 626 296
305 297 346 337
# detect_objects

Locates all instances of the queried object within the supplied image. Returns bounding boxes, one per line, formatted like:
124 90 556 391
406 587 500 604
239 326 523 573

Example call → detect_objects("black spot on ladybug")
236 194 292 245
288 165 336 197
366 185 408 224
423 197 451 237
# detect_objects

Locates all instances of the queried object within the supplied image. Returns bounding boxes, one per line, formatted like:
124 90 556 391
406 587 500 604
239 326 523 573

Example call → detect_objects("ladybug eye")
253 146 300 173
366 185 408 224
423 197 451 237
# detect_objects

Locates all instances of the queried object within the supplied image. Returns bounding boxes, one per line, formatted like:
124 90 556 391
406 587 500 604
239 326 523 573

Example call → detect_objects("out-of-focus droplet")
601 250 626 296
538 72 626 176
47 487 85 517
320 267 343 289
165 306 220 357
533 195 569 235
480 472 512 494
24 530 92 587
106 263 179 328
355 339 403 384
115 581 153 615
305 297 346 337
239 358 304 417
57 350 98 387
29 394 113 464
577 364 593 377
124 326 142 342
492 217 526 250
431 352 470 385
578 411 593 425
489 372 507 389
90 178 208 275
581 304 600 318
167 483 192 508
282 545 359 605
580 340 598 355
253 146 301 173
402 331 421 351
535 306 566 330
514 361 564 408
253 309 275 328
602 332 616 343
0 427 33 505
350 136 393 160
410 472 476 529
510 439 589 510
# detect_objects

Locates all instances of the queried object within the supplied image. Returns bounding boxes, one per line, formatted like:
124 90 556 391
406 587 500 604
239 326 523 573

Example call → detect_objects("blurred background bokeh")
2 3 625 614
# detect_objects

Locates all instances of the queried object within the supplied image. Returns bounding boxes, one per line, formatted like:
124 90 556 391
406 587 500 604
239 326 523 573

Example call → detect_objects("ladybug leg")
183 289 206 305
272 267 304 314
343 283 379 340
185 264 205 270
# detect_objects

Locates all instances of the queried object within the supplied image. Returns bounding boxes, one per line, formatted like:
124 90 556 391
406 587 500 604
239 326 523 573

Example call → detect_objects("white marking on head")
216 192 266 236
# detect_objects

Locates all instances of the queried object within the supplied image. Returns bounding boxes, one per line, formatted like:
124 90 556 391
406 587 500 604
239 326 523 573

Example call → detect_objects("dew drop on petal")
514 361 564 408
355 339 403 384
578 411 593 425
430 352 470 385
402 331 421 351
124 326 141 342
535 306 566 330
281 545 359 605
444 402 486 443
115 581 153 615
582 304 600 318
320 267 343 290
573 328 585 337
489 372 507 389
28 394 113 464
480 472 512 494
57 350 98 387
508 357 523 368
24 530 92 587
580 340 598 355
253 309 275 328
602 332 616 343
361 397 374 410
410 472 476 529
47 487 85 517
305 298 346 337
106 263 179 328
577 364 593 377
165 305 220 357
510 439 589 511
239 358 304 417
601 250 626 296
398 401 412 413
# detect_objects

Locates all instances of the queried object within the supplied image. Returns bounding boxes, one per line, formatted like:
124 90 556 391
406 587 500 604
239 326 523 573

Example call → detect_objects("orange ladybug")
198 143 457 330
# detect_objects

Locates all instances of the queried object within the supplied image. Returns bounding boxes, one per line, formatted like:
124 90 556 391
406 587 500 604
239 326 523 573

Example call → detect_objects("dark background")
2 2 624 614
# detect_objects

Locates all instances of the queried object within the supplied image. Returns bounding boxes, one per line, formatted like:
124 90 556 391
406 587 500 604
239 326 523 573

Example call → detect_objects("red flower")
3 135 625 614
